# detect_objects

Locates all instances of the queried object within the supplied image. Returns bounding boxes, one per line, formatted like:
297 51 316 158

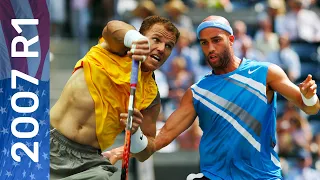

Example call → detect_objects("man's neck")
212 56 242 75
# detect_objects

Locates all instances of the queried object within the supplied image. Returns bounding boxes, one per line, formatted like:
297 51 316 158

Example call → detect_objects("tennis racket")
120 59 140 180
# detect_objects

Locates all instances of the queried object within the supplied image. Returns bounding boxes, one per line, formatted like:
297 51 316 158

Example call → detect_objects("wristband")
301 93 318 106
130 127 148 153
124 30 146 48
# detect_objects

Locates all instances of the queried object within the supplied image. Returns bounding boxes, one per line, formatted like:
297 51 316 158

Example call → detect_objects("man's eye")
200 41 207 45
213 39 221 43
153 38 159 42
165 44 172 49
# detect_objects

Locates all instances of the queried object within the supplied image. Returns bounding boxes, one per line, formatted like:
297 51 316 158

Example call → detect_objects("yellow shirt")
74 41 158 150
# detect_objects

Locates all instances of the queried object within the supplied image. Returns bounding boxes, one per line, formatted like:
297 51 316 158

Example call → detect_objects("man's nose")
208 42 215 52
157 42 165 54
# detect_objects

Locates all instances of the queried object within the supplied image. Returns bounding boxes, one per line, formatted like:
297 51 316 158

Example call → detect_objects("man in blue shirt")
105 15 320 180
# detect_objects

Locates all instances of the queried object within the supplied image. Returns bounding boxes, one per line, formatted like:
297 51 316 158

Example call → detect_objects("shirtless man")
50 16 179 179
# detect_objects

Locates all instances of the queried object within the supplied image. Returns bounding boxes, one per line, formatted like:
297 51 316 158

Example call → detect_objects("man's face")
141 24 176 72
199 28 233 69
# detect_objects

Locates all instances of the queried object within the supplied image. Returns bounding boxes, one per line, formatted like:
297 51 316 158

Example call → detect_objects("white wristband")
130 127 148 153
124 30 146 48
301 93 318 106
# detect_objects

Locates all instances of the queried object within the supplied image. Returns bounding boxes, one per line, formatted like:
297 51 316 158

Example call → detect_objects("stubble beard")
207 47 232 70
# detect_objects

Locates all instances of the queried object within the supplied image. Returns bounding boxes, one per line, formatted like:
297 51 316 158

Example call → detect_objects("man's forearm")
132 129 175 161
103 20 135 43
102 20 135 56
301 96 320 115
315 99 320 113
154 129 175 152
132 137 155 162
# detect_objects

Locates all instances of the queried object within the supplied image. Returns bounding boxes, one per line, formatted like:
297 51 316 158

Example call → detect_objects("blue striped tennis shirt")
191 58 282 180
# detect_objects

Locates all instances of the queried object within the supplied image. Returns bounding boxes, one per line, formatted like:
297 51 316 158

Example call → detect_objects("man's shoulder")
145 91 160 110
244 58 271 68
240 58 273 77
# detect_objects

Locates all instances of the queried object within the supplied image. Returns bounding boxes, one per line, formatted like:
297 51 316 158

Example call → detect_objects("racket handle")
130 60 140 85
120 59 140 180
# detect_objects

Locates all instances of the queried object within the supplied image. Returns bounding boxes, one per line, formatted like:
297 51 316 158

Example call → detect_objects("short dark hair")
139 15 180 43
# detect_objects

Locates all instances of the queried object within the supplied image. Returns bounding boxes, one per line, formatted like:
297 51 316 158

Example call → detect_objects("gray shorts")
50 129 117 180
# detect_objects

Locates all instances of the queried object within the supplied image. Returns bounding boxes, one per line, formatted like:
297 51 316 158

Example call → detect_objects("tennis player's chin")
141 60 160 72
141 59 161 72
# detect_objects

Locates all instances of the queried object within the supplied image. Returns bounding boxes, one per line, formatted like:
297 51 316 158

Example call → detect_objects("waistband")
51 128 102 154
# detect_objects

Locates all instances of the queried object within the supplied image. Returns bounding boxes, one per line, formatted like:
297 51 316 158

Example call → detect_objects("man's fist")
120 108 143 134
299 74 317 99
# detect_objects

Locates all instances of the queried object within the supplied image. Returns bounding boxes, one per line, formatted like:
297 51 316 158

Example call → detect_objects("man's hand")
120 108 143 133
127 39 150 62
102 142 156 164
102 146 125 165
299 74 317 98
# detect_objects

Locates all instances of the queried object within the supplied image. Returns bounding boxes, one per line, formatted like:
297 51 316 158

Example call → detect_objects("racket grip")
130 60 140 85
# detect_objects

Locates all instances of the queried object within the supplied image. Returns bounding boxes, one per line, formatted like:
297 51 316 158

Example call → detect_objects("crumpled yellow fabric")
73 40 158 150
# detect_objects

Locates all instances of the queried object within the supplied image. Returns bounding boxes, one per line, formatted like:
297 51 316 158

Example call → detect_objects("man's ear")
229 35 235 46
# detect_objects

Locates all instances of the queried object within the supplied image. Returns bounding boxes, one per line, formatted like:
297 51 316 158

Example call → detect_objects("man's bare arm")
114 96 160 162
155 88 197 151
132 100 161 162
102 89 197 163
267 64 320 114
102 20 150 61
102 20 136 56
